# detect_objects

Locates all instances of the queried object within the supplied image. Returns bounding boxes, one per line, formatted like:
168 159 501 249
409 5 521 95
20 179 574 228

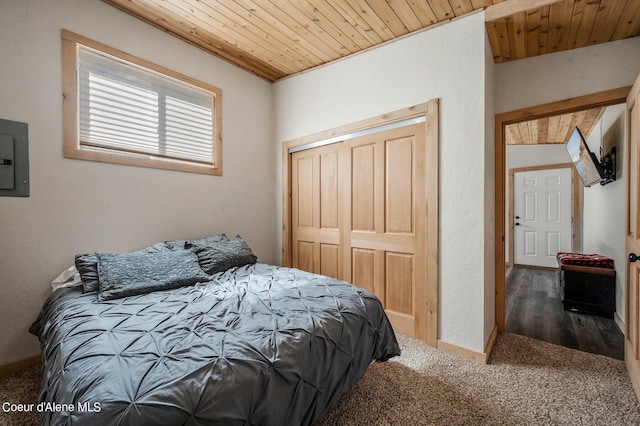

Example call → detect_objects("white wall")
583 104 627 322
484 31 497 346
275 12 493 353
496 37 640 114
0 0 275 364
507 144 571 169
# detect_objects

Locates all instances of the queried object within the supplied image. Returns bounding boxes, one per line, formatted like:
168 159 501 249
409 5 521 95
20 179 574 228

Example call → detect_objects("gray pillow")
190 237 257 275
97 250 211 301
75 253 101 293
75 233 228 293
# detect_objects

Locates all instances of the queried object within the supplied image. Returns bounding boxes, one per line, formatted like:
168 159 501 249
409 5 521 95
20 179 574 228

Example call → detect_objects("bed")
30 236 400 425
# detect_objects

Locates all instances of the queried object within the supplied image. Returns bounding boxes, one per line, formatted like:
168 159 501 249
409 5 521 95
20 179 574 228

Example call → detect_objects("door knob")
515 216 520 219
631 253 639 263
515 223 520 226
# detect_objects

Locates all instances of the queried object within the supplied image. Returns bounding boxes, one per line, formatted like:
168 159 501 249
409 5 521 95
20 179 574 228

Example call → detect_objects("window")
62 30 222 175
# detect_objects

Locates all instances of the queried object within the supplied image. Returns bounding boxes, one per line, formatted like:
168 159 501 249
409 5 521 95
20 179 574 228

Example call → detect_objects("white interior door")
514 167 572 268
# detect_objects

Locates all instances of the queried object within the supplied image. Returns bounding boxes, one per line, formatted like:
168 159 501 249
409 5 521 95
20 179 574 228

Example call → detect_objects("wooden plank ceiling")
103 0 640 81
505 107 604 145
486 0 640 62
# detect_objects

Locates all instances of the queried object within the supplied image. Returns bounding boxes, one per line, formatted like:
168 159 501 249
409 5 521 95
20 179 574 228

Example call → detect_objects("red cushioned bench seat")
556 252 614 269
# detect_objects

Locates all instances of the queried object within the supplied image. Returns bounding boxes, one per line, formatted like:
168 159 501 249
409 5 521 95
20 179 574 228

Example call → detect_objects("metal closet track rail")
287 115 426 154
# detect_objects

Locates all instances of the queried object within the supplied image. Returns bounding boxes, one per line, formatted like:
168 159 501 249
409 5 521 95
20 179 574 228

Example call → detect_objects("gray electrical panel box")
0 119 29 197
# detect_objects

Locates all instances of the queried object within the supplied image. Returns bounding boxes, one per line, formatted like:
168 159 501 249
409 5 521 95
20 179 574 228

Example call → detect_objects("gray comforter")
30 263 400 425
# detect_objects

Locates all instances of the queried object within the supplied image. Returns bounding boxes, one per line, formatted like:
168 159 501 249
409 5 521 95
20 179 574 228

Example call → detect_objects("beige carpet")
319 333 640 425
2 333 639 425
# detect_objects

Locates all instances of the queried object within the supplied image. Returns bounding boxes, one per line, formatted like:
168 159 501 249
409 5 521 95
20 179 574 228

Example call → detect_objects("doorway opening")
495 87 630 357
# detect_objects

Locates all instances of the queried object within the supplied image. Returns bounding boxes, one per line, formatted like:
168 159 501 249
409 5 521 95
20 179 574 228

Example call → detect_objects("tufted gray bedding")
30 263 400 425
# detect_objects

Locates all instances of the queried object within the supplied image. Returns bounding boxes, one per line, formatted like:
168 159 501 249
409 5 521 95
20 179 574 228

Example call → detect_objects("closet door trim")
287 115 426 154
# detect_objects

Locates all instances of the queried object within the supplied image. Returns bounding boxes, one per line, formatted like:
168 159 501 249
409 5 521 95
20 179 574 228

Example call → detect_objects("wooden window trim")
62 29 223 175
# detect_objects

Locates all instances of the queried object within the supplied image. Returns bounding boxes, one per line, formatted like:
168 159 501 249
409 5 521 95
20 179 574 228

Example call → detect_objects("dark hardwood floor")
505 266 624 360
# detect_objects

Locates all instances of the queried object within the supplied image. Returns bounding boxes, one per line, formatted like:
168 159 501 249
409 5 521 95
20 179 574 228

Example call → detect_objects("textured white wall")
274 12 492 353
0 0 275 364
484 31 497 346
583 104 627 323
495 36 640 114
506 145 572 169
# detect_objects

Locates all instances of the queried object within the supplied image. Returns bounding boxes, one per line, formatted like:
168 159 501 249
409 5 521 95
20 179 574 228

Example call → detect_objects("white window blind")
78 46 215 165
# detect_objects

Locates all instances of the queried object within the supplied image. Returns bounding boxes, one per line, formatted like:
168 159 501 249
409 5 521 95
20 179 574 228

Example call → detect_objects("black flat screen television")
565 126 603 187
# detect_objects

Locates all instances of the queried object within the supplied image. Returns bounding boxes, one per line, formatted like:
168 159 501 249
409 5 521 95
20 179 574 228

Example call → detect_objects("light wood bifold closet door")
291 123 427 339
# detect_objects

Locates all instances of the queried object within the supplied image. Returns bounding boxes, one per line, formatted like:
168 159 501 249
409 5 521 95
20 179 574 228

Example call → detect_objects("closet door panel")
385 136 414 234
320 152 339 230
352 248 376 296
385 252 414 315
296 156 314 228
291 143 341 276
297 241 315 274
320 243 339 279
351 144 376 232
345 124 426 338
